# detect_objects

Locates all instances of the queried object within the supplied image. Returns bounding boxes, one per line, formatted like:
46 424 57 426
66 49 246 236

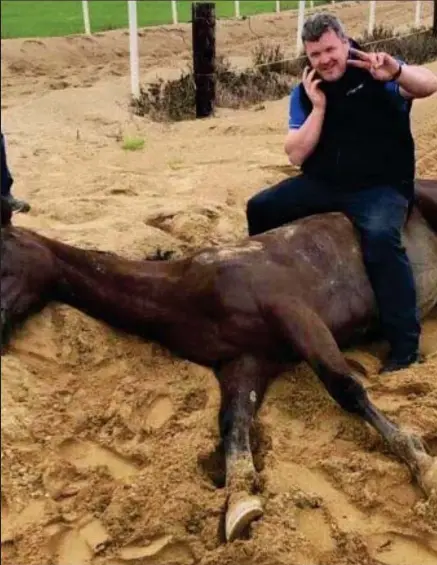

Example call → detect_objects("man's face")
304 29 350 82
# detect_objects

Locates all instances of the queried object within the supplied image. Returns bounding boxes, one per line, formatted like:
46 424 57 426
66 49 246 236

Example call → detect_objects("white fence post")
296 1 306 55
82 0 91 35
276 0 281 13
310 0 314 7
234 1 240 19
171 0 178 25
368 1 376 35
367 0 376 35
415 0 421 27
128 0 140 99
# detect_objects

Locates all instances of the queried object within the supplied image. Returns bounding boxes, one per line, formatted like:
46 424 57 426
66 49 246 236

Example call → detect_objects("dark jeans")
246 174 420 356
1 132 14 198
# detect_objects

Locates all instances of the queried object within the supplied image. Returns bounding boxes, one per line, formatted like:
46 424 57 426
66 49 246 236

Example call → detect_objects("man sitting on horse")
246 12 437 373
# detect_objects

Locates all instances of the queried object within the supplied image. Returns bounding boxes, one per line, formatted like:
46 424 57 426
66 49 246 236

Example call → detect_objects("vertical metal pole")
414 0 421 28
296 1 306 55
368 1 376 35
128 0 140 99
171 0 178 24
82 0 91 35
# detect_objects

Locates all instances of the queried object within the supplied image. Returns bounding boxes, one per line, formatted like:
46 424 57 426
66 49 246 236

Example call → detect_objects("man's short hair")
301 12 346 43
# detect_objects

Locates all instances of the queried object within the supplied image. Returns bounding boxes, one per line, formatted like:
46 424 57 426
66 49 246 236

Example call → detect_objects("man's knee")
246 187 270 220
246 186 279 236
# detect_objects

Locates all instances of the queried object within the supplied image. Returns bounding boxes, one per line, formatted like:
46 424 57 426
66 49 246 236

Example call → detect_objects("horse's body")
1 180 437 541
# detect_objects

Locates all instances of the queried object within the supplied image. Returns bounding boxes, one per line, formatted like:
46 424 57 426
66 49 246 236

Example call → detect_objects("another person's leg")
1 133 14 198
341 186 420 373
246 174 336 236
1 133 30 213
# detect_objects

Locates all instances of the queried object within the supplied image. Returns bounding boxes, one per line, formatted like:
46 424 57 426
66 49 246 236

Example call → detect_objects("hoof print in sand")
143 395 174 432
367 532 437 565
59 439 139 480
49 516 111 565
117 535 194 564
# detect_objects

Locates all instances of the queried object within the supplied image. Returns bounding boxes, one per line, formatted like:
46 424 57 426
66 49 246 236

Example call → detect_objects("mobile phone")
305 60 323 81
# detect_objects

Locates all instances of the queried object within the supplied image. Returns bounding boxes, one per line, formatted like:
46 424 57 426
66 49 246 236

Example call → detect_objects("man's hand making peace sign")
347 47 437 99
347 47 401 82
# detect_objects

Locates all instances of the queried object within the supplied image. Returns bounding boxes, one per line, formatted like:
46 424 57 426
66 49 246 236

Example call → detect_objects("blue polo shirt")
289 59 409 130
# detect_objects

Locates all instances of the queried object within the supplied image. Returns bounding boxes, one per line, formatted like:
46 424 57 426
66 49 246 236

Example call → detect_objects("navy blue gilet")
299 50 415 198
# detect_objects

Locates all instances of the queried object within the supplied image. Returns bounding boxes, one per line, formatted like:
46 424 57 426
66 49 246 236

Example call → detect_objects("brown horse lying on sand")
1 180 437 542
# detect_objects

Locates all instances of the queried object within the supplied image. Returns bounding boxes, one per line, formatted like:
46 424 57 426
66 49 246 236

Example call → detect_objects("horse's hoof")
225 494 263 542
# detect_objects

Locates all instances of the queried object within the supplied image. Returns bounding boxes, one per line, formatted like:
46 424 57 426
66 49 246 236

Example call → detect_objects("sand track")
1 2 437 564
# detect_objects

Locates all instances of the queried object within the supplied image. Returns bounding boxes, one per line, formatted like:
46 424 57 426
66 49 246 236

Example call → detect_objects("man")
246 12 437 373
1 132 31 213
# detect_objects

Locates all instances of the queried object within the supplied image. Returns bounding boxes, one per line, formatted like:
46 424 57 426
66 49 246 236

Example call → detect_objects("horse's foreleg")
262 298 437 497
215 354 277 542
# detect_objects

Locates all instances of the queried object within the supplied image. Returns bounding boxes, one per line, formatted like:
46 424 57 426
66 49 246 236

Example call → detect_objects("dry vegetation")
132 26 437 122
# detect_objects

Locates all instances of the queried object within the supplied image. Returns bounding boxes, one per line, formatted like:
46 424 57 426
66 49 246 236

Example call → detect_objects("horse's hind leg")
215 354 278 542
262 298 437 497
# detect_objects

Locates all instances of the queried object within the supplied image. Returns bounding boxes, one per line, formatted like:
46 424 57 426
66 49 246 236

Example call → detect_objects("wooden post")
433 0 437 36
192 3 216 118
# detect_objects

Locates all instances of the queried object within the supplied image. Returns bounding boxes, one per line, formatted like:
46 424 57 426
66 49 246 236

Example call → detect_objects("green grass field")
1 0 327 39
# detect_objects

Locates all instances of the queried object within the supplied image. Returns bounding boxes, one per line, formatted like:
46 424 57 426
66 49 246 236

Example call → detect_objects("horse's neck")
44 236 182 328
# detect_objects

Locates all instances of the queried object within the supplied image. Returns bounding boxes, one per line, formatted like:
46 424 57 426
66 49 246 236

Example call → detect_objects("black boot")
379 350 423 374
5 195 30 213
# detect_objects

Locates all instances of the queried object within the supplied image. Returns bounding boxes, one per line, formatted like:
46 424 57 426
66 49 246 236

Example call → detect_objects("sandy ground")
1 2 437 564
